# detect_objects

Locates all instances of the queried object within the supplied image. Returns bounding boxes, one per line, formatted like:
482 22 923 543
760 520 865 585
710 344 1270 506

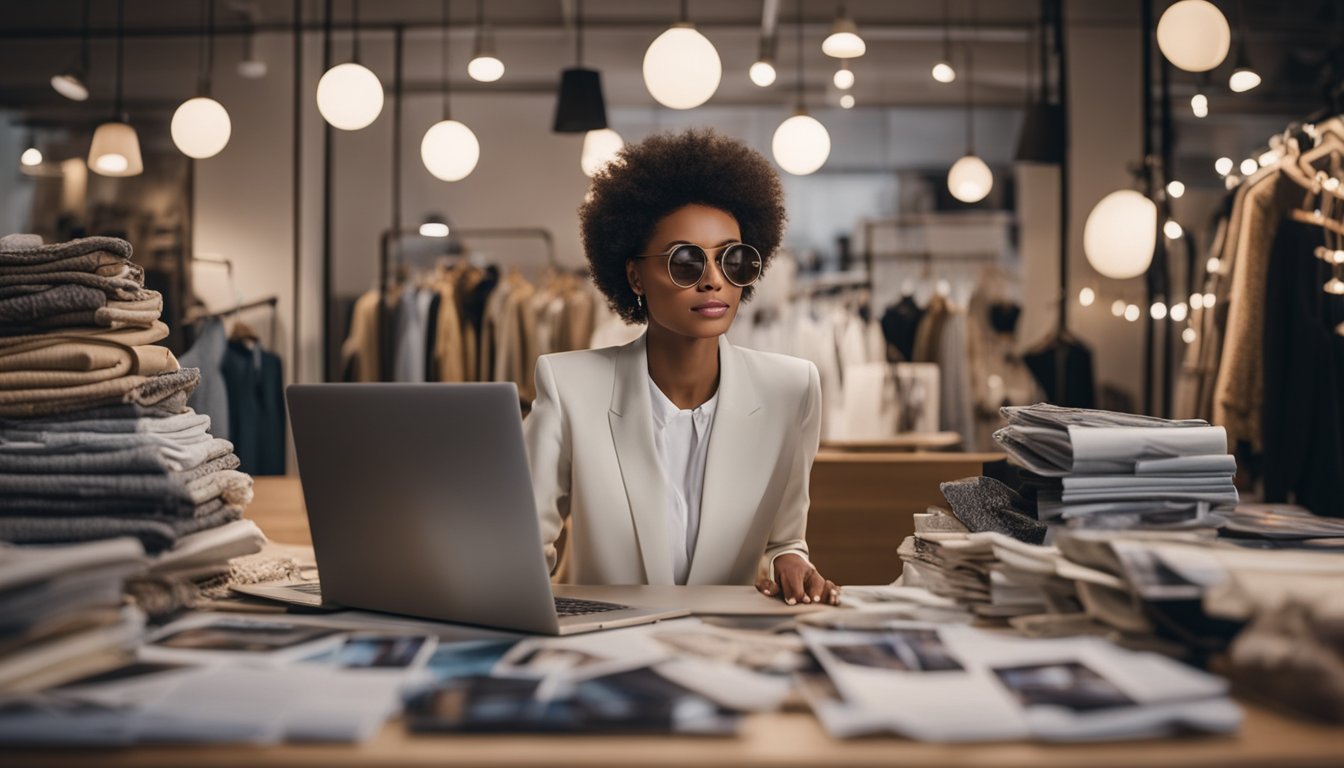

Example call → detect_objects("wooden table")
15 466 1344 766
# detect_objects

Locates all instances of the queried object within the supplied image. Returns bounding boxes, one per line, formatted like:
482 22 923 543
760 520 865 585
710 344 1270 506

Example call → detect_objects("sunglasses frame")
631 242 763 289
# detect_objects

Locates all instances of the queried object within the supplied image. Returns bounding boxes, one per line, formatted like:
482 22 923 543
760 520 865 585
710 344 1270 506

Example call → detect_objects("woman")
525 129 839 606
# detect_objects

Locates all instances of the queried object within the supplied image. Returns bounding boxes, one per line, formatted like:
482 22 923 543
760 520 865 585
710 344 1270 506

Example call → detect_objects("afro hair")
579 129 787 324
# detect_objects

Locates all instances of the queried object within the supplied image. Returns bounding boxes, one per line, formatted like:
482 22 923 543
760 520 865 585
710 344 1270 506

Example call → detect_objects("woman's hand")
756 553 840 606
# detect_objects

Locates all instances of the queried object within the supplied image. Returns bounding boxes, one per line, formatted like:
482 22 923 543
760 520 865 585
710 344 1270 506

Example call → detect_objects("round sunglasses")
632 242 763 288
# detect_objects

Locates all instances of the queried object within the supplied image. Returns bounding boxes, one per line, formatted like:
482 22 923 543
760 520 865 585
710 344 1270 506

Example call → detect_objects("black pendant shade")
1015 101 1065 164
553 67 607 133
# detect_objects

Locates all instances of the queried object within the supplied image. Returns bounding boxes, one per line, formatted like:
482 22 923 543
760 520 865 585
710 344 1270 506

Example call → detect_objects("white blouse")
647 373 718 586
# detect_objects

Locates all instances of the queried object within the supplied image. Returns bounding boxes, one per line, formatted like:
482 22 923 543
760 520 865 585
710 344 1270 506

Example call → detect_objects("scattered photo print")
993 661 1135 712
333 635 434 669
425 640 517 683
826 629 963 672
153 620 339 653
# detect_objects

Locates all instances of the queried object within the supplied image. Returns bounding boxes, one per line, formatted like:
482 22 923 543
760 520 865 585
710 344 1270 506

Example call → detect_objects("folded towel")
0 505 243 553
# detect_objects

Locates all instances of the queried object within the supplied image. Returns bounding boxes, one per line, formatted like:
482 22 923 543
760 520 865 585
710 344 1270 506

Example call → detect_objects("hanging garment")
937 307 974 445
880 295 924 362
393 287 429 383
433 278 465 382
177 317 230 440
1023 335 1097 409
1261 218 1344 518
912 294 949 364
220 339 285 476
1213 170 1291 452
340 290 381 383
423 291 442 382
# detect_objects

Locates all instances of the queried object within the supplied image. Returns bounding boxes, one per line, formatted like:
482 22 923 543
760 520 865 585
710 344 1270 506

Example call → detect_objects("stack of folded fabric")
0 233 264 617
994 403 1238 530
0 538 147 693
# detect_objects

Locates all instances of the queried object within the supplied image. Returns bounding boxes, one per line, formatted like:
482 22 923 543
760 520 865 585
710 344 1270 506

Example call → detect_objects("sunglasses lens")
722 244 763 286
667 245 706 287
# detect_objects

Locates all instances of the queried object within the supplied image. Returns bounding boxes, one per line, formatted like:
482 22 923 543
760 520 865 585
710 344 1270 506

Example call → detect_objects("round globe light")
1190 92 1209 117
1111 299 1127 317
931 61 956 84
1166 180 1185 198
1170 302 1189 322
1182 327 1197 343
20 147 42 167
316 62 384 130
420 119 480 182
1155 0 1230 72
1164 219 1184 240
839 94 855 109
171 97 232 159
643 25 721 109
1240 157 1258 175
772 113 831 176
1214 156 1233 175
1229 67 1260 93
947 155 993 203
1124 304 1141 322
468 55 505 83
1083 190 1156 279
1079 287 1096 307
833 67 855 90
581 128 624 177
1150 301 1168 320
749 60 776 87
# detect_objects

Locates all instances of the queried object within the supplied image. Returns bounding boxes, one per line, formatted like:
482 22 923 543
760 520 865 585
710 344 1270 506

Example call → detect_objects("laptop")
259 383 688 636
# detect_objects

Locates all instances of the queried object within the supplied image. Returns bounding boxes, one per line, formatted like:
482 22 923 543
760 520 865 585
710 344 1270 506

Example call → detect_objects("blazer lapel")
687 336 770 585
607 334 675 585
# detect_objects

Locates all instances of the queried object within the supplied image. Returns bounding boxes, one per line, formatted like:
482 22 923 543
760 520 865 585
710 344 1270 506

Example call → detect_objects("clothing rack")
186 295 281 350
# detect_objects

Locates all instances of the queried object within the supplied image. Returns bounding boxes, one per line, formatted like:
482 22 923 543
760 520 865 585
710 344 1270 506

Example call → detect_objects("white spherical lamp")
1084 190 1157 279
467 55 505 83
316 62 384 130
420 119 480 182
833 66 855 90
772 113 831 176
931 61 956 84
171 97 232 159
947 155 993 203
749 60 776 87
581 128 624 177
1156 0 1230 72
20 147 42 167
643 24 721 109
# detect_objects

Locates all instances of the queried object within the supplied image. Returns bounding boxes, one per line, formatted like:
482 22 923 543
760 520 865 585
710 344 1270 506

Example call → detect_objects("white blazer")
524 333 822 586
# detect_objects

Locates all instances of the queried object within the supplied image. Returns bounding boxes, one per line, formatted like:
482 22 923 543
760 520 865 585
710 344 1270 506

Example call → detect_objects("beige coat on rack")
524 333 821 586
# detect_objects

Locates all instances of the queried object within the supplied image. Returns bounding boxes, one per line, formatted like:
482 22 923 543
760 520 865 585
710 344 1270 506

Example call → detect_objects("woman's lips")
692 301 729 318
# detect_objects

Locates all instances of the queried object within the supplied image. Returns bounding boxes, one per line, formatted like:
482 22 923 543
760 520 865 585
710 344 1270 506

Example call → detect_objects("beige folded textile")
0 250 128 277
0 367 198 418
31 291 162 330
0 234 132 265
0 342 177 386
0 320 170 352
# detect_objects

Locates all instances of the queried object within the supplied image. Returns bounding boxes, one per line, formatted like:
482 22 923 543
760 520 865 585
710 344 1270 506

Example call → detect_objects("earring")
636 294 644 311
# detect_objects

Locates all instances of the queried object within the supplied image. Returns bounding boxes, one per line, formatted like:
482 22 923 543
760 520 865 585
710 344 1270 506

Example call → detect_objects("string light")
1215 156 1233 175
1190 292 1205 310
1206 256 1221 273
1239 157 1257 175
1170 302 1189 322
1190 92 1208 118
1124 304 1141 322
1079 287 1096 307
1164 219 1184 239
1111 300 1127 317
1183 327 1197 343
1166 180 1185 198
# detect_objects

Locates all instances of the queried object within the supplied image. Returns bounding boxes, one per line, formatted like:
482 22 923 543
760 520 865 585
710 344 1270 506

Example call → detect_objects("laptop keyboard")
284 584 626 618
554 597 628 617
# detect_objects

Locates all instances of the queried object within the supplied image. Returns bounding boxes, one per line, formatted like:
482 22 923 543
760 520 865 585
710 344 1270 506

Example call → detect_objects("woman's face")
627 203 744 340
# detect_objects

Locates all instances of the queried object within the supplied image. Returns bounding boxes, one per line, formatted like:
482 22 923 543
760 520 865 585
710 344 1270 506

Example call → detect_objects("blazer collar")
608 333 766 585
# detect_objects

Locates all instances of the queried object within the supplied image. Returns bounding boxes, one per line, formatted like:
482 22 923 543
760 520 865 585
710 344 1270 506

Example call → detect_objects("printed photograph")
825 629 964 672
993 661 1135 712
153 620 339 653
333 635 433 669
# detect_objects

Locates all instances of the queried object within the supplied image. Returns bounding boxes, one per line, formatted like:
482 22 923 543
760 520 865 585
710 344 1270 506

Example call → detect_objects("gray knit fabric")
0 235 133 265
0 506 242 553
0 439 234 475
939 476 1049 545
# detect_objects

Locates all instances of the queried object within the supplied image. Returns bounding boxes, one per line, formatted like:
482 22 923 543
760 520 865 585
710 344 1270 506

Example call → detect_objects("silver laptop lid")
286 383 560 634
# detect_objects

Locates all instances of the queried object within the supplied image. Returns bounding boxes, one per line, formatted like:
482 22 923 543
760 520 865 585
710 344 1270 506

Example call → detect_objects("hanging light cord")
114 0 124 116
197 0 216 96
795 0 804 110
442 0 451 119
942 0 951 60
352 0 362 63
965 0 976 154
680 0 690 25
576 0 585 66
79 0 90 74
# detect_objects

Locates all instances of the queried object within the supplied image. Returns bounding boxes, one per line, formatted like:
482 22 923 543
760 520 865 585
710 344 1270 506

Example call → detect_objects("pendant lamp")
948 10 991 203
1084 190 1156 279
581 128 624 177
750 34 777 87
1015 14 1063 164
772 0 830 176
20 134 42 168
554 0 609 133
467 0 505 83
931 1 956 84
172 0 231 159
238 25 268 79
421 0 479 182
1227 0 1260 92
420 214 450 238
833 60 854 90
52 0 91 101
88 0 142 177
643 0 721 109
1155 0 1229 72
317 0 383 130
821 4 865 59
